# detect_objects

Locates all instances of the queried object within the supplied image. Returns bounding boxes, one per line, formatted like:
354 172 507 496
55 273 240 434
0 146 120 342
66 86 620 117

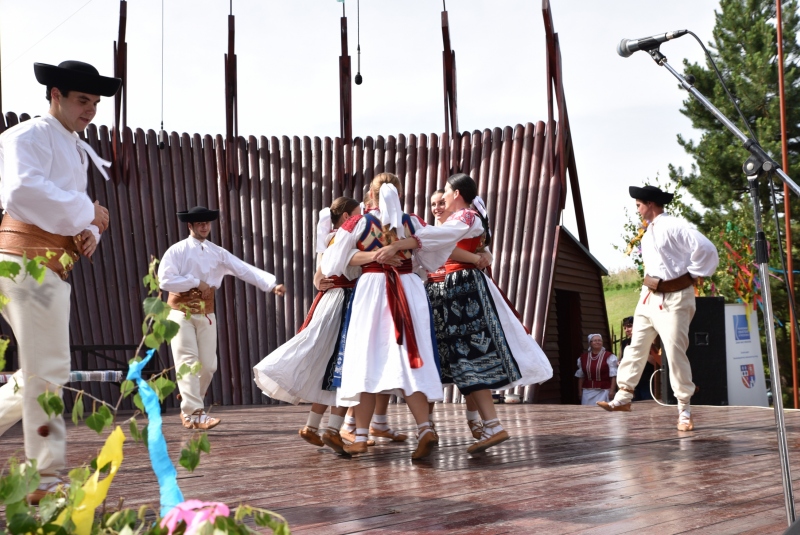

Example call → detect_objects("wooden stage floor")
2 401 799 534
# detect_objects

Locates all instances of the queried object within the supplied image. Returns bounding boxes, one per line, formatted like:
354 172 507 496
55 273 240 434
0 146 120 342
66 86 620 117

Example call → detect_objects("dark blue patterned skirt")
431 268 522 395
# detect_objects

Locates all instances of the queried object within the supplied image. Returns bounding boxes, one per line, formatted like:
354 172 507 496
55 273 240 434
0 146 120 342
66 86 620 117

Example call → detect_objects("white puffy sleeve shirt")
321 218 364 277
413 209 485 272
0 114 97 238
159 237 277 293
641 213 719 280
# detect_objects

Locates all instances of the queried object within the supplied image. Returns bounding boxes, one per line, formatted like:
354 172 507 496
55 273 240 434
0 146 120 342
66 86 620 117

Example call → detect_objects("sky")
0 0 722 272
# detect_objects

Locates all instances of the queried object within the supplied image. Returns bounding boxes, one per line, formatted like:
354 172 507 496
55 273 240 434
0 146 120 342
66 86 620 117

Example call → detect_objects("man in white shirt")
598 185 719 432
158 206 286 430
0 60 120 503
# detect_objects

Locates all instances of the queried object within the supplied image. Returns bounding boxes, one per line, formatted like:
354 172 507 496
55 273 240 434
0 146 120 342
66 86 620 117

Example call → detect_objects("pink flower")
160 500 231 535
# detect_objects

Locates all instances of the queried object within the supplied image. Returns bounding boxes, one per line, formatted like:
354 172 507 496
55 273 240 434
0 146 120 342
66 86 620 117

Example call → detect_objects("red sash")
297 275 357 334
362 259 422 369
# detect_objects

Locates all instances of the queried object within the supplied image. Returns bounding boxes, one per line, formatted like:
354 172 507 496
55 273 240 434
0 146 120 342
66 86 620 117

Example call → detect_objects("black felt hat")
622 316 634 326
34 61 121 97
177 206 219 223
628 185 674 205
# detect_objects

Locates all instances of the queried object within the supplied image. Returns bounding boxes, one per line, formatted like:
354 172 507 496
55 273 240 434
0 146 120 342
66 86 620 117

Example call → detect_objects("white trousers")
615 286 696 412
0 255 71 476
0 370 24 436
168 309 218 413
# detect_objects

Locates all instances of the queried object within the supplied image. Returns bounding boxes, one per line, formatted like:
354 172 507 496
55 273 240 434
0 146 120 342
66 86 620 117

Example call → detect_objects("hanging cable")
159 0 166 149
355 0 362 84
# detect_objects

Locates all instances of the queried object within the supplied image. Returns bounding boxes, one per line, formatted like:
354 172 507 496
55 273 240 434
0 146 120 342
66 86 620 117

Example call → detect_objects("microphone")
617 30 688 57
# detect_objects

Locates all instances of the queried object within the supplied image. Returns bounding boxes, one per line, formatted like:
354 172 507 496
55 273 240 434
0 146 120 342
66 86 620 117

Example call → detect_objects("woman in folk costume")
322 173 482 460
575 334 618 406
425 188 489 440
434 173 554 454
253 197 366 454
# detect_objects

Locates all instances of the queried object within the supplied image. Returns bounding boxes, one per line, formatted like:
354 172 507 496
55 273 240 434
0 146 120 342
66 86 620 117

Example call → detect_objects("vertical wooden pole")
225 11 239 188
339 16 353 144
776 0 798 408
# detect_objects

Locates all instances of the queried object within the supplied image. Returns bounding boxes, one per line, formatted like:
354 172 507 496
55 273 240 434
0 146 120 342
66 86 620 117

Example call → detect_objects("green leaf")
177 363 192 380
47 395 64 416
162 319 180 342
179 447 200 472
97 404 113 426
0 336 8 370
141 424 149 449
68 466 90 488
120 379 136 398
133 393 145 412
24 255 48 284
0 260 21 279
58 252 74 272
37 492 61 523
0 293 9 315
7 511 38 532
198 433 211 454
144 332 160 349
71 393 84 426
37 391 61 418
128 418 140 442
85 412 106 434
153 377 175 401
143 296 166 316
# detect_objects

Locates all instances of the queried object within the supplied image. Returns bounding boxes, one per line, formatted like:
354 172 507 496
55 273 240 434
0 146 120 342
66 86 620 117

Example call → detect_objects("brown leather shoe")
182 410 220 430
467 429 510 454
340 428 375 446
27 479 67 505
343 433 369 455
467 420 484 440
677 416 694 431
596 401 632 412
369 426 408 442
321 430 350 455
411 430 437 460
299 426 324 447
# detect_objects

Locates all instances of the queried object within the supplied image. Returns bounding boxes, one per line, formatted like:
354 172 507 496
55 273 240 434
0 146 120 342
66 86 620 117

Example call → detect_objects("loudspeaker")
664 296 728 406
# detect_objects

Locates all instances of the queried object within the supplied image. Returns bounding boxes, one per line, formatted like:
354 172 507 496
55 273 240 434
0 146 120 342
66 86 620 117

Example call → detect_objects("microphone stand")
647 47 797 525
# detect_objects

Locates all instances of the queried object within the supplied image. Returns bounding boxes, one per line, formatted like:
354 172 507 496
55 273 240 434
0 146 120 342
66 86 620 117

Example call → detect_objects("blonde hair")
369 173 403 242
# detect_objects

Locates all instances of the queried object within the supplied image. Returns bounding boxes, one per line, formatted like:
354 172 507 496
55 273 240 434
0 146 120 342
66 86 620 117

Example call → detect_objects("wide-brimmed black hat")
629 185 674 205
34 61 121 97
177 206 219 223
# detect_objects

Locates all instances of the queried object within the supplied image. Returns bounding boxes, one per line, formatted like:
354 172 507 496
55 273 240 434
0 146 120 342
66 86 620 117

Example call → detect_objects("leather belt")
643 273 694 293
0 214 81 281
167 288 215 314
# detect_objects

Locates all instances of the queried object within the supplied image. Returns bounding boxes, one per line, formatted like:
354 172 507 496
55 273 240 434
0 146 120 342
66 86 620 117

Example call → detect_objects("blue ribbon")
126 349 184 517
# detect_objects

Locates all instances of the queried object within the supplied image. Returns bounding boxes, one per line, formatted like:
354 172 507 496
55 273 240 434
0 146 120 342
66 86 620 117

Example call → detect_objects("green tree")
670 0 800 405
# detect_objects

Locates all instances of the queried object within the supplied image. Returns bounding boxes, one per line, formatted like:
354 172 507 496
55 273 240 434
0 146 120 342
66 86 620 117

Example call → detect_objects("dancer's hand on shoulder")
272 284 287 296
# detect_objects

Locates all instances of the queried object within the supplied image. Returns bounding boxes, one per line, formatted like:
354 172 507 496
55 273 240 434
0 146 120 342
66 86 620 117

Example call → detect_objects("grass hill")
604 268 641 347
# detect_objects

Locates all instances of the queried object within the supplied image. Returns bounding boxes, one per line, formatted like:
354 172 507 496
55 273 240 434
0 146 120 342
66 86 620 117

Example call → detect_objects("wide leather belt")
168 288 215 314
0 214 80 281
643 273 694 293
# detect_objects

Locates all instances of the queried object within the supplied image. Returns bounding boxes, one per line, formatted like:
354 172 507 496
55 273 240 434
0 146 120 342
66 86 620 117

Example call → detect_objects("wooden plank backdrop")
0 112 584 407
